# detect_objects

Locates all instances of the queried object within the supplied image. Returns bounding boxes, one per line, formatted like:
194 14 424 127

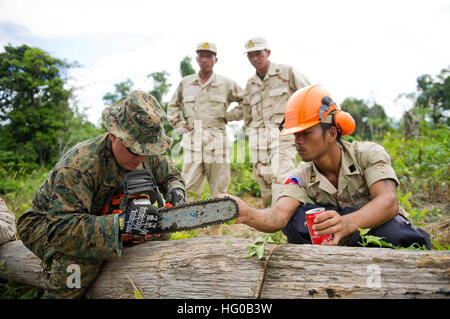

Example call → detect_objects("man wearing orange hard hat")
219 84 431 248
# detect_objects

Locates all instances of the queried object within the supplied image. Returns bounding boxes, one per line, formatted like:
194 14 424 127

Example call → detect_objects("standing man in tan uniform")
219 85 431 249
240 37 310 207
0 197 15 245
167 42 244 200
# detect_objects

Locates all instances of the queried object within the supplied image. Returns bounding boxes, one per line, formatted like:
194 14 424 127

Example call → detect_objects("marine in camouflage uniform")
237 37 310 207
167 42 244 200
16 91 185 298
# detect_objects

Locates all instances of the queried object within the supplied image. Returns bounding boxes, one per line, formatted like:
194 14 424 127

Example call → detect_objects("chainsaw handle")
155 188 164 208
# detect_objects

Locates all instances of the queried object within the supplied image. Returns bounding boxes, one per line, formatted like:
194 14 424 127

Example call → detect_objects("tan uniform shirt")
167 72 244 132
233 62 310 149
278 140 400 210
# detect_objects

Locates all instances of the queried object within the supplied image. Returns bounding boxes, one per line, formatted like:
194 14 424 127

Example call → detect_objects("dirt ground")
421 217 450 246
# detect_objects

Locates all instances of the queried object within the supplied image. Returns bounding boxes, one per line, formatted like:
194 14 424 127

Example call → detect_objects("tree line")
0 43 449 175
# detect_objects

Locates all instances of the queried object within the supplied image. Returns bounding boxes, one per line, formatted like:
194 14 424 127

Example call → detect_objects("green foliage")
170 229 199 240
341 97 392 141
382 126 449 201
187 190 199 201
430 238 450 251
148 71 171 104
415 66 450 125
147 71 175 143
357 228 394 248
0 262 12 277
0 279 43 299
0 167 49 215
0 262 43 299
396 190 437 225
228 138 261 197
357 228 427 250
0 44 74 168
244 232 286 259
229 163 260 197
180 56 196 77
0 44 102 172
127 275 144 299
0 151 39 173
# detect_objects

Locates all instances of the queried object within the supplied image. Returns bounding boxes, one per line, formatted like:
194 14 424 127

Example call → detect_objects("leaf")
364 235 386 247
0 261 12 277
253 234 266 244
188 191 198 201
379 240 394 248
403 243 427 250
403 191 412 202
127 275 144 299
357 228 370 236
255 245 265 259
244 250 256 258
430 238 445 251
225 240 233 245
134 288 144 300
19 289 39 299
0 269 12 277
417 209 429 219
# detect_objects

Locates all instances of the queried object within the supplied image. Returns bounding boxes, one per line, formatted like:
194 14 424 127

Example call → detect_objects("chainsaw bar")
158 197 239 233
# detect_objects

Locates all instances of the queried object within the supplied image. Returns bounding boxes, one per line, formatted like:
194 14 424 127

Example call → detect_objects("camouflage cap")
102 90 173 156
244 37 268 54
196 42 217 54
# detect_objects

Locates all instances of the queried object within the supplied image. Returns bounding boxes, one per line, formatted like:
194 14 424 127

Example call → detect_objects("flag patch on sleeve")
284 176 302 186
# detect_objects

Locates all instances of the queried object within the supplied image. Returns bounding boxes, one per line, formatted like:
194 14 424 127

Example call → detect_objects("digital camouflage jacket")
18 133 184 262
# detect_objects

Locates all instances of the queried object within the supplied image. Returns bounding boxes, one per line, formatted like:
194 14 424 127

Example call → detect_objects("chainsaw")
101 170 239 242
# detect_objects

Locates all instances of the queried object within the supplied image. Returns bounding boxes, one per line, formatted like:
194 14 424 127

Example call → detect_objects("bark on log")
0 237 449 299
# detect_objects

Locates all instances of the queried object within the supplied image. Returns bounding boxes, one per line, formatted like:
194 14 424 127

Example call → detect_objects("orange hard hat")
279 84 355 136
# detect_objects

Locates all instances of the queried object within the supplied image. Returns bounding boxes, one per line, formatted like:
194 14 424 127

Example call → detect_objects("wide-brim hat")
102 91 173 155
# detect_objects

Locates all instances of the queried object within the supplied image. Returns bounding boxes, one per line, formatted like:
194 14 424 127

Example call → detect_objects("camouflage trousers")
16 211 102 298
16 211 169 299
251 143 297 208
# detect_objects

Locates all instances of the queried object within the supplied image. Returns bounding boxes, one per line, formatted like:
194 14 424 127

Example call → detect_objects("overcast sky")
1 0 449 126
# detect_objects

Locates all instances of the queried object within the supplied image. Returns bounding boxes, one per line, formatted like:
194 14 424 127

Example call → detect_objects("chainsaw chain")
157 197 239 233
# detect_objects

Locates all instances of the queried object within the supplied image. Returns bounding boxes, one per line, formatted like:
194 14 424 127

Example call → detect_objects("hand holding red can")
305 207 334 245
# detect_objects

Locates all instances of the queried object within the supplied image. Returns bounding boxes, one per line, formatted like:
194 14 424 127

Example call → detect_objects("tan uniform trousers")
251 143 296 208
181 127 231 200
183 151 230 200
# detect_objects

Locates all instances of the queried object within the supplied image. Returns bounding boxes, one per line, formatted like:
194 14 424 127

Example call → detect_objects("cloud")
0 21 33 48
1 0 450 124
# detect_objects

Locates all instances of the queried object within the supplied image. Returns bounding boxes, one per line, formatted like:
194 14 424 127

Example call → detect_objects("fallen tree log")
0 237 449 299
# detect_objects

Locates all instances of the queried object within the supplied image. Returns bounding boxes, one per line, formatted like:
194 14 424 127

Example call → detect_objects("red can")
305 207 333 245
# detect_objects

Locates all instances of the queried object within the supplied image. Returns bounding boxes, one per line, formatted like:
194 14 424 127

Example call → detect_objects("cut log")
0 237 449 299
